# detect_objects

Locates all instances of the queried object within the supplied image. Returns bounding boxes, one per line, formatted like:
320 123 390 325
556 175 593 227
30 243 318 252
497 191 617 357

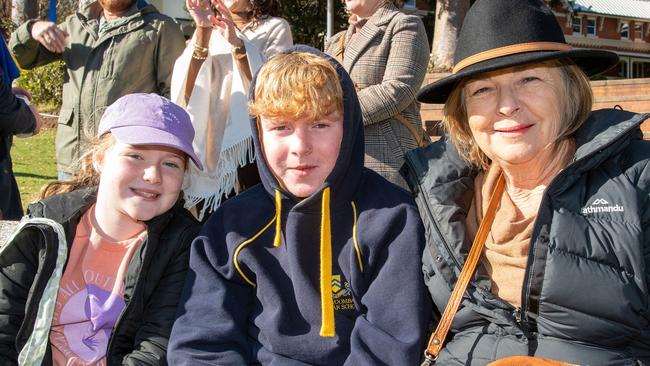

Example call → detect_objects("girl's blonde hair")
248 52 343 122
40 134 115 199
443 59 593 170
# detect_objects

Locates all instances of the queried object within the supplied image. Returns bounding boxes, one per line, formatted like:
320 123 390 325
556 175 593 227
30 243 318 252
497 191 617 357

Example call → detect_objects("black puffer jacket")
401 109 650 365
0 188 200 365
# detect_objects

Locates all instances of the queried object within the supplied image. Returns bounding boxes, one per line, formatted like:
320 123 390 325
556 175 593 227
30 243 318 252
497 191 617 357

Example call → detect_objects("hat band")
453 42 573 73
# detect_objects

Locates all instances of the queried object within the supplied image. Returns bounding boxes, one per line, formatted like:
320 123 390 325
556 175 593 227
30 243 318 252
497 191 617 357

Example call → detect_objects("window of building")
620 21 629 39
619 60 629 78
634 23 644 41
632 61 650 78
572 16 582 34
587 18 597 36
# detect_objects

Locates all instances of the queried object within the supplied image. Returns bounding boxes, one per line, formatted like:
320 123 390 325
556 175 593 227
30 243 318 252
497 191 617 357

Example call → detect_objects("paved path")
0 220 19 246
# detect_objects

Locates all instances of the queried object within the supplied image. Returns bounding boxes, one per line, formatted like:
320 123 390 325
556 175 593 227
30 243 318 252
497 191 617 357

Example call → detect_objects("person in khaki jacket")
9 0 186 180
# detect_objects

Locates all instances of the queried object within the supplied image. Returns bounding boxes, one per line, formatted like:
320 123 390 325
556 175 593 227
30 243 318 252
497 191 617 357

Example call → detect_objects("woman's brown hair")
250 0 283 27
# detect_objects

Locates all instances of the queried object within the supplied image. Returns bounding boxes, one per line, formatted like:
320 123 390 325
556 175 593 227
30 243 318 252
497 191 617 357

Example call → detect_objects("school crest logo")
331 274 354 311
332 274 351 299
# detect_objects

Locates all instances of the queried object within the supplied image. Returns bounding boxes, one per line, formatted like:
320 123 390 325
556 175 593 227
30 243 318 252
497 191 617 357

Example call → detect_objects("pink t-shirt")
49 206 146 366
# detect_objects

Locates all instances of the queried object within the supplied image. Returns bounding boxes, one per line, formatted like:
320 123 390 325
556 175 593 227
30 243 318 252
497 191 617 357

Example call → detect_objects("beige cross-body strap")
421 172 505 365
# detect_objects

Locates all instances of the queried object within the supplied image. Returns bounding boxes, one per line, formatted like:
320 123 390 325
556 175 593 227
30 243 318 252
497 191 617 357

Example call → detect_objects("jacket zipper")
105 237 149 361
519 161 578 336
404 157 463 271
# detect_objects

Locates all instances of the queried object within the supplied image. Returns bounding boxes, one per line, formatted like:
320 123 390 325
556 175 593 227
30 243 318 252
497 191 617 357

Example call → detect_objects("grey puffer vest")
401 109 650 366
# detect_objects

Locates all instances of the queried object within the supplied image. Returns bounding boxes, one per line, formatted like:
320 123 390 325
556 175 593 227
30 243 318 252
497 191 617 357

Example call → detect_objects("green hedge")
14 61 65 113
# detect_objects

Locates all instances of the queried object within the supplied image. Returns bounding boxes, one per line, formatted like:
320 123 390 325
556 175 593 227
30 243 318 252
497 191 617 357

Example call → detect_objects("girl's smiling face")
94 142 186 224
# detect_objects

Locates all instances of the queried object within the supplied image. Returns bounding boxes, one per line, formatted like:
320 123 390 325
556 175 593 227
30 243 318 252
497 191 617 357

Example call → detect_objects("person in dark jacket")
0 66 42 219
401 0 650 365
0 93 201 365
168 46 430 365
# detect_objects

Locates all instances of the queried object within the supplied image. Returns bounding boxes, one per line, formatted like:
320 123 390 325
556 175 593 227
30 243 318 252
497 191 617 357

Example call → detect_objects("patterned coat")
325 2 430 188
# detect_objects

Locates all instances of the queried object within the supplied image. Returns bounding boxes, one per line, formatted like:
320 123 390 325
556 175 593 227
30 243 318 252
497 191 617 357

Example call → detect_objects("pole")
327 0 334 39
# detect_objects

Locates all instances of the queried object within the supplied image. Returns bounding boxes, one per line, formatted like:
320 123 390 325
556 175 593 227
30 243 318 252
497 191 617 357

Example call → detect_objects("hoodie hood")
249 45 365 210
247 45 364 337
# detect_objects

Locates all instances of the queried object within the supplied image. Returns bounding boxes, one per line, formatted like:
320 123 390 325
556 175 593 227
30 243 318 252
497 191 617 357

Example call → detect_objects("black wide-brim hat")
417 0 620 104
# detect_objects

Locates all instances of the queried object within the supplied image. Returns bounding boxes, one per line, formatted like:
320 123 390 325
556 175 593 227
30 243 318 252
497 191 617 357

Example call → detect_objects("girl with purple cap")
0 93 202 365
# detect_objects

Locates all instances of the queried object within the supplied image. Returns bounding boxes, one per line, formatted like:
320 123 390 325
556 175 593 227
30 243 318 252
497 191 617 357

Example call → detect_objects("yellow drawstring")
319 187 335 337
351 202 364 273
274 190 282 247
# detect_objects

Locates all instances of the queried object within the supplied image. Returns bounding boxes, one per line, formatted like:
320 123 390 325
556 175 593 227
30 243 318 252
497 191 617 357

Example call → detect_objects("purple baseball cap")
98 93 203 170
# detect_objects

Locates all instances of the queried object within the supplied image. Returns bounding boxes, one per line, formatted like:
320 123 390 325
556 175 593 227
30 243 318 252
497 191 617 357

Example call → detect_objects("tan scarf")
468 165 534 307
467 140 575 306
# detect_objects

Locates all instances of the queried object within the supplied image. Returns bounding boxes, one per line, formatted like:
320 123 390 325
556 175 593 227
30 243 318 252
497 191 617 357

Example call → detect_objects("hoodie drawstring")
272 187 335 337
274 190 282 247
319 187 335 337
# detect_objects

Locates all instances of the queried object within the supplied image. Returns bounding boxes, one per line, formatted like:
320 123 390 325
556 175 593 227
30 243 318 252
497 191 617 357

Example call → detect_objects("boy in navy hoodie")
168 46 430 365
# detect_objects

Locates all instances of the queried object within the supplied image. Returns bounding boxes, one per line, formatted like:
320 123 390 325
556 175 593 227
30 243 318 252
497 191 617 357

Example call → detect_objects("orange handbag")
420 174 575 366
488 356 576 365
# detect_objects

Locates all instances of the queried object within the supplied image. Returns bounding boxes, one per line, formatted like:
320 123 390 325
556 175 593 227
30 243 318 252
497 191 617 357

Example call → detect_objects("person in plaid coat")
325 0 430 188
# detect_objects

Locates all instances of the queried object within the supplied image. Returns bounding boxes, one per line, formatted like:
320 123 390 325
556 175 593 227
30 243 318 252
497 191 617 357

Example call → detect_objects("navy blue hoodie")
168 46 429 365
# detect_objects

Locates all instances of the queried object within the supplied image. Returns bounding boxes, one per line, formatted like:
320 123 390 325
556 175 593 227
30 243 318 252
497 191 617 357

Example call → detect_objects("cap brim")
417 49 620 104
110 125 203 171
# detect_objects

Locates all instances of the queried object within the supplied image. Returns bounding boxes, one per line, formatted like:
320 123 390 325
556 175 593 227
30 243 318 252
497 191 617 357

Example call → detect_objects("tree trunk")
430 0 469 72
12 0 39 25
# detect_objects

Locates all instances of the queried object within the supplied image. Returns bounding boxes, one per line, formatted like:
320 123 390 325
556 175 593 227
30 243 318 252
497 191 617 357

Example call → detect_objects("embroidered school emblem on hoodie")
332 274 354 311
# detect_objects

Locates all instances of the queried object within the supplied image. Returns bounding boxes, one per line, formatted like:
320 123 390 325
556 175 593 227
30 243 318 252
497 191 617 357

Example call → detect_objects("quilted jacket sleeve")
0 227 41 366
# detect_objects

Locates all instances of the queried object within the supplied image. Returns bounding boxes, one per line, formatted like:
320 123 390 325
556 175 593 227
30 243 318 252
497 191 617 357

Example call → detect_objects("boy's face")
260 112 343 198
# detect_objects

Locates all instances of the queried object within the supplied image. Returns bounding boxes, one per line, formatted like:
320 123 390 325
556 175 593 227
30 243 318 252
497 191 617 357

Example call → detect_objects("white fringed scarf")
171 31 264 220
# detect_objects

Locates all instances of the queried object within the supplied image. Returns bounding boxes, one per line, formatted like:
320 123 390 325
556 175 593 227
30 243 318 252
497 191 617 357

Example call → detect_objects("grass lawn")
11 127 57 210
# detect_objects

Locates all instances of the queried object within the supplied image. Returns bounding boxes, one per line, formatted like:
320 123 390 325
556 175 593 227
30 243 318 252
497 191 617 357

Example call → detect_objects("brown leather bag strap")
421 172 506 365
393 113 430 148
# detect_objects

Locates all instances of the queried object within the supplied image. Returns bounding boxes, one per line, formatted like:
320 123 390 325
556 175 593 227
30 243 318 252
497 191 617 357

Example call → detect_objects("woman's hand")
208 0 244 48
186 0 214 28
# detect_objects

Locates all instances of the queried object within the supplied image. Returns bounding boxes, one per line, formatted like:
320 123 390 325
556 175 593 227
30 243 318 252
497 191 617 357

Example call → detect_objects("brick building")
547 0 650 79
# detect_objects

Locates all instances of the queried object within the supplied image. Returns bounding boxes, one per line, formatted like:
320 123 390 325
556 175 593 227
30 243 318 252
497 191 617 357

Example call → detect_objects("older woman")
402 0 650 365
325 0 430 188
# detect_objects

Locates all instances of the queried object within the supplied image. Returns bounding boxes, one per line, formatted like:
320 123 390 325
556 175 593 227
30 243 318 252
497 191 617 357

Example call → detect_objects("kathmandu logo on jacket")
581 198 624 214
332 274 354 311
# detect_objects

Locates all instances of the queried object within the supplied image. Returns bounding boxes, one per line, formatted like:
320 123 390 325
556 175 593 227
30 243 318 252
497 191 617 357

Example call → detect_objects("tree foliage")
280 0 348 50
